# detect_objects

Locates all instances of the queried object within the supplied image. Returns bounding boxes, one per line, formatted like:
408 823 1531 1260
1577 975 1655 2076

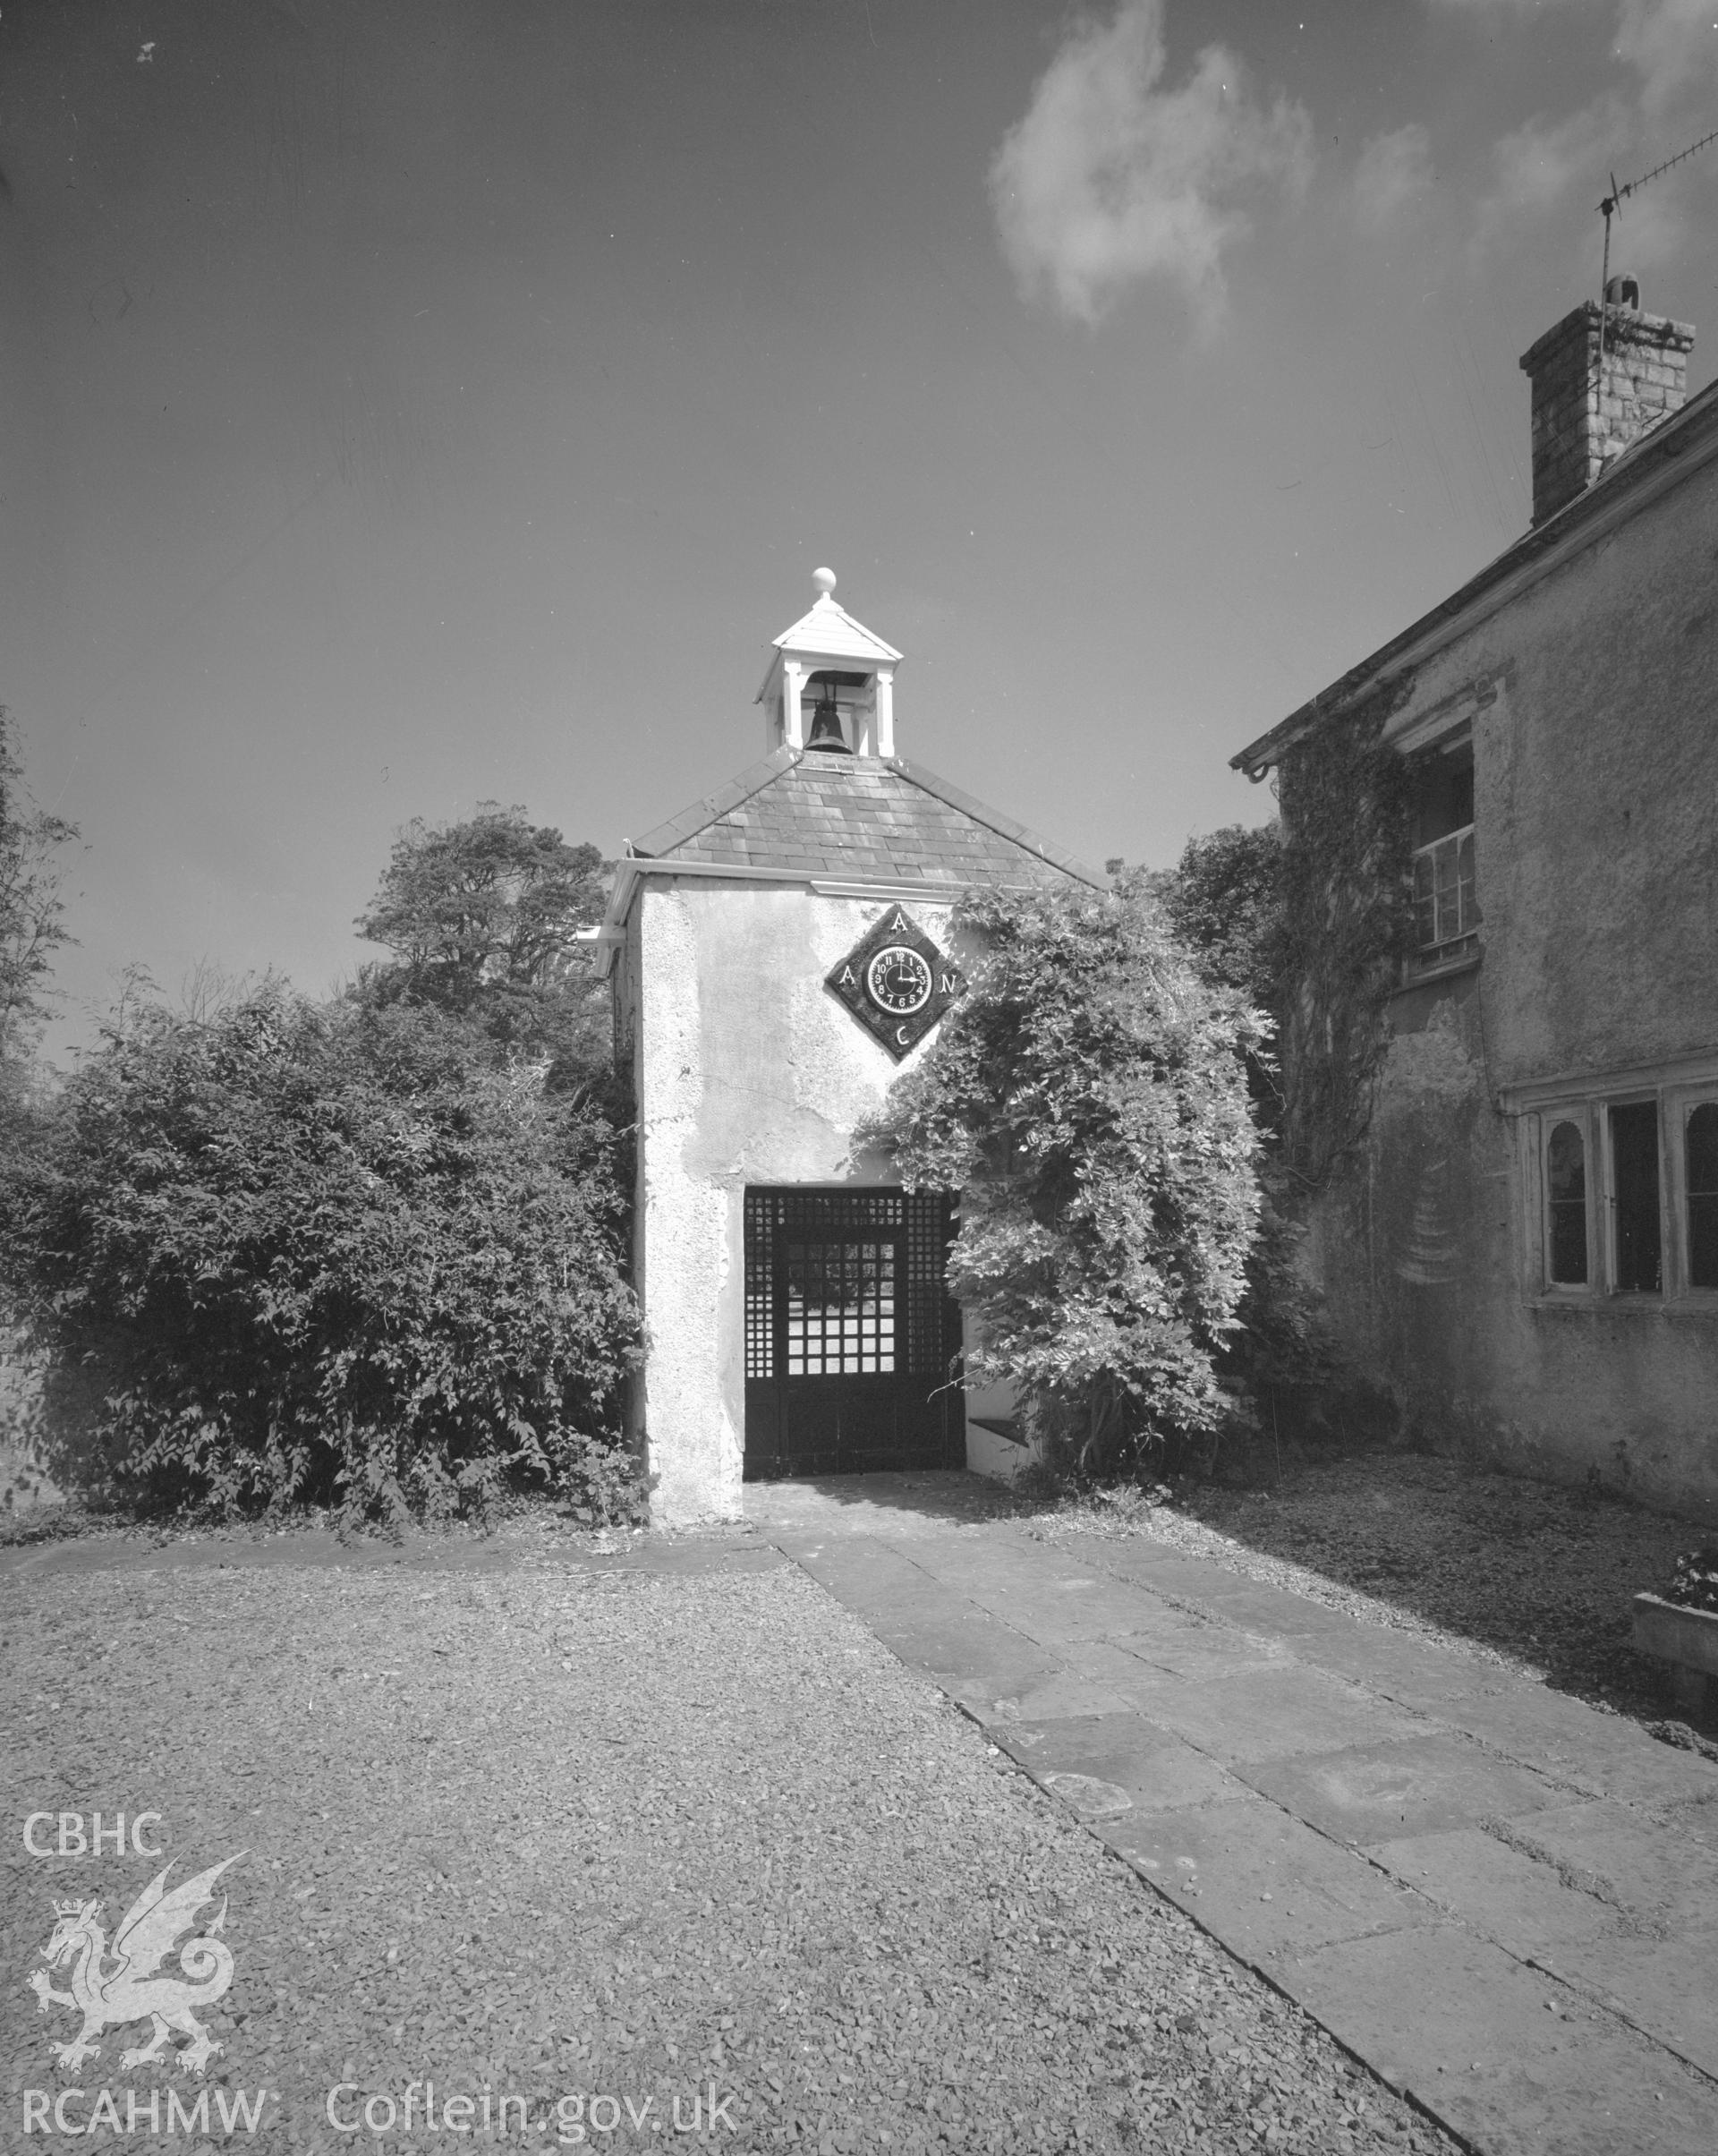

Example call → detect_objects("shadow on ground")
749 1453 1717 1742
745 1468 1035 1528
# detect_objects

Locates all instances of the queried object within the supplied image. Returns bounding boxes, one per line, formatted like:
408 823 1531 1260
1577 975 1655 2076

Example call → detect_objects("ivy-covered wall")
1271 675 1502 1455
1265 449 1718 1522
1274 680 1413 1194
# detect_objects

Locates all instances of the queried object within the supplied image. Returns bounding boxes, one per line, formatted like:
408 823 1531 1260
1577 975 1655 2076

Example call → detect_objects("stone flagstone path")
750 1474 1718 2156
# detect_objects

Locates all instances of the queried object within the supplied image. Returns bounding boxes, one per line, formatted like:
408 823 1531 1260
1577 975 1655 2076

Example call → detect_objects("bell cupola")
756 567 904 759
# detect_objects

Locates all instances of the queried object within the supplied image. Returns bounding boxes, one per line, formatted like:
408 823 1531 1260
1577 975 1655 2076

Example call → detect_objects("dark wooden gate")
743 1188 964 1479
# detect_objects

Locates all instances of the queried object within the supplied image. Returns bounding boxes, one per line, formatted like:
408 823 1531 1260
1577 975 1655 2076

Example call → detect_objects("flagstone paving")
751 1473 1718 2156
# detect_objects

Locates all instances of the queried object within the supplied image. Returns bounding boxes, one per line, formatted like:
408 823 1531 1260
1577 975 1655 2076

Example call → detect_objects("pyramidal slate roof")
766 590 903 670
628 747 1108 891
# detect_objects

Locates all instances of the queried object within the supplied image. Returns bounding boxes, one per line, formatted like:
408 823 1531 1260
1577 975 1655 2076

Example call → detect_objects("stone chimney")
1518 282 1694 526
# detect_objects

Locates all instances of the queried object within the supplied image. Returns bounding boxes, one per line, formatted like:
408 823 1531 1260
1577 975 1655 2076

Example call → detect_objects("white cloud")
988 0 1313 327
1615 0 1718 115
1472 54 1708 265
1601 183 1688 269
1466 98 1621 260
1490 106 1604 218
1470 90 1686 274
1432 0 1718 114
1352 124 1434 227
1464 2 1718 257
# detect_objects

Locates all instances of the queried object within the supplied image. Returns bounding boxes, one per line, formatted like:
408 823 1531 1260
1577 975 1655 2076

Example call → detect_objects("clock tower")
596 571 1106 1524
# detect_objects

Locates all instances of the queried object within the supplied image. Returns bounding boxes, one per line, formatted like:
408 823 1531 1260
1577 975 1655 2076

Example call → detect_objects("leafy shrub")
859 884 1264 1482
1132 822 1283 1011
1666 1547 1718 1614
2 712 80 1203
1127 822 1365 1458
2 983 643 1523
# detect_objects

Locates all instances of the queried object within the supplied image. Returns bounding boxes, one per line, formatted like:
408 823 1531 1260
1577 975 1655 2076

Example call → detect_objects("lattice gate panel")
744 1189 776 1380
743 1187 961 1478
904 1195 950 1379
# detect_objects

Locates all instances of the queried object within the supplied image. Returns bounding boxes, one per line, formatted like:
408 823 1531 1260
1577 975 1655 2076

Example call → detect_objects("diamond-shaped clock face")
826 905 964 1061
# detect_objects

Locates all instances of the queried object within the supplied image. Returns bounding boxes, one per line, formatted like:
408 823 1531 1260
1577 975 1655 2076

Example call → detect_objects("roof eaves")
770 596 904 663
595 852 827 973
1230 371 1718 777
890 757 1111 891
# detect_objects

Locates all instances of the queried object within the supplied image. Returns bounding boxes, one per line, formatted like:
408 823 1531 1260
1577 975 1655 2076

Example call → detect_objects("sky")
4 0 1715 1061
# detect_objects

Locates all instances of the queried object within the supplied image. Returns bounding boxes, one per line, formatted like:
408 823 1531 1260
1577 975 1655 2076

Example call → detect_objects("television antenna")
1597 125 1718 357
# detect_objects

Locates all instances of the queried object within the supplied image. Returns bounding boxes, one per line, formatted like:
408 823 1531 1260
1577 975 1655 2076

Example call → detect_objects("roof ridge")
1231 367 1718 775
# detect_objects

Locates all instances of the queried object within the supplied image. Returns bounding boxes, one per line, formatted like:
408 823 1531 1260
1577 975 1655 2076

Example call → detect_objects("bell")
805 682 850 753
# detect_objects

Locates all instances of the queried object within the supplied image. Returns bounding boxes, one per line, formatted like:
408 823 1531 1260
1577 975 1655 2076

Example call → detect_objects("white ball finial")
812 566 837 599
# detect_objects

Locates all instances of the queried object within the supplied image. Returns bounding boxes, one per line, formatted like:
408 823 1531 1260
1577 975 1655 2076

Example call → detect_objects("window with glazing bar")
1408 736 1478 961
1521 1073 1718 1301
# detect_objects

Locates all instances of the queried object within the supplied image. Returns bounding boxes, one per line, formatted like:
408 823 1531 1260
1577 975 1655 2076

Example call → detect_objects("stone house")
596 571 1105 1525
1231 285 1718 1521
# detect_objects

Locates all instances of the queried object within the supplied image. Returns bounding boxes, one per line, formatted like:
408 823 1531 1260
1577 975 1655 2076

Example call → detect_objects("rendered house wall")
623 875 962 1525
1286 456 1718 1519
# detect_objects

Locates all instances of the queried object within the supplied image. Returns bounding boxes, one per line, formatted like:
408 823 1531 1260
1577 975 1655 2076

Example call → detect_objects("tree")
859 883 1265 1480
3 981 644 1524
1142 820 1345 1449
1147 822 1282 1010
0 712 80 1078
354 804 611 1083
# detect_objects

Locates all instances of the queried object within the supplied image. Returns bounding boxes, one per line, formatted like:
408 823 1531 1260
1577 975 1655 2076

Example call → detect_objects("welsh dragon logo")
30 1854 243 2076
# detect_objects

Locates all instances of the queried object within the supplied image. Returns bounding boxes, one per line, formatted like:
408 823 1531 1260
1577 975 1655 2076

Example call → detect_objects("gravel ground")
4 1555 1463 2155
1033 1453 1718 1741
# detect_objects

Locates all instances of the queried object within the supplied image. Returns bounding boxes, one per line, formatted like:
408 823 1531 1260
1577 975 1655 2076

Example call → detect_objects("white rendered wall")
630 877 960 1525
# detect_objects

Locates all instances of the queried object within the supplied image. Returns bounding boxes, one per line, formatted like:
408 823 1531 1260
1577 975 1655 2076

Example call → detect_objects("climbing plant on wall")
1273 680 1415 1191
858 883 1265 1481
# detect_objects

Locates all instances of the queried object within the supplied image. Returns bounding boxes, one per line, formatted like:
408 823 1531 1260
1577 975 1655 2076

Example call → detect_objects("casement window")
1643 1087 1718 1296
1407 734 1479 971
1610 1100 1663 1292
1688 1102 1718 1289
1413 826 1477 953
1544 1118 1588 1284
1514 1060 1718 1303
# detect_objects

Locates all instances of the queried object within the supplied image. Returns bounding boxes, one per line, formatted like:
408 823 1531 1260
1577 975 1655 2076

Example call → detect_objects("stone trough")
1632 1590 1718 1713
